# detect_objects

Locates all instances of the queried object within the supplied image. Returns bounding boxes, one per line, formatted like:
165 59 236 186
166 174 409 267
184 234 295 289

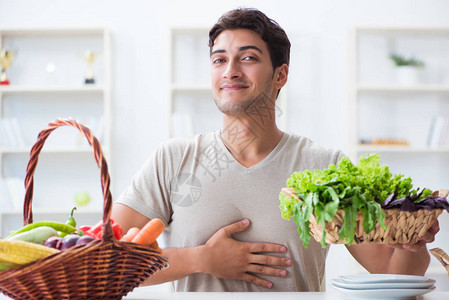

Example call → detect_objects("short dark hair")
209 8 291 70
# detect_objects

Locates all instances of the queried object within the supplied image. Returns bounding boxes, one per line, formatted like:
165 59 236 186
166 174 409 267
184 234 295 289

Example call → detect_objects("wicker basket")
281 187 443 245
0 119 168 300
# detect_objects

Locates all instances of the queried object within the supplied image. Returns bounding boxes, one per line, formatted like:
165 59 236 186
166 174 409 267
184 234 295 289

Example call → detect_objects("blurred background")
0 0 448 292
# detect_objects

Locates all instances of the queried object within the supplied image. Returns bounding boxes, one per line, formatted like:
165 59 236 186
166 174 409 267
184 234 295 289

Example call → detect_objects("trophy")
0 48 14 85
83 50 96 84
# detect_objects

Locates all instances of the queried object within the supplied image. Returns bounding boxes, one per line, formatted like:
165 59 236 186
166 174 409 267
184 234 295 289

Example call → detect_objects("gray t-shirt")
117 130 344 292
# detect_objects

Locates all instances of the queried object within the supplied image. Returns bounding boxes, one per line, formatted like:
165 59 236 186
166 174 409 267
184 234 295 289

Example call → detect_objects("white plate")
339 274 428 284
331 277 436 290
331 284 436 300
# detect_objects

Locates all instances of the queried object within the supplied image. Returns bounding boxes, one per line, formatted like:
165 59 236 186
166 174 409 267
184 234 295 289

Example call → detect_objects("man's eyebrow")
210 45 263 56
239 45 263 53
210 49 225 56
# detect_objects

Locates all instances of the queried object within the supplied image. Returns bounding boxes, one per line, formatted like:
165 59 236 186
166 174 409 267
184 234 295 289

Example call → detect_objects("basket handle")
430 248 449 275
23 119 114 241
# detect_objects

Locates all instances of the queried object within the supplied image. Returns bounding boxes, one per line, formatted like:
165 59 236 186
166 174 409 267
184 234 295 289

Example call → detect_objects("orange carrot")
120 227 140 242
150 240 162 253
131 218 165 246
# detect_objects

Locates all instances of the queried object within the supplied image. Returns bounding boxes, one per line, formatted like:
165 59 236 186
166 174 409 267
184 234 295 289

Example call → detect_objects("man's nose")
223 60 242 79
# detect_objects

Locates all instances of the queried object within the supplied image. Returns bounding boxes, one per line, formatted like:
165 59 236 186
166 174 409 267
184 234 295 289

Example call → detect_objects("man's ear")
274 64 289 89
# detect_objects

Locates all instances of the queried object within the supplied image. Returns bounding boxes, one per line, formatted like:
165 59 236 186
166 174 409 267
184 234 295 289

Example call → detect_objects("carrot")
120 227 140 242
131 218 165 246
149 240 162 253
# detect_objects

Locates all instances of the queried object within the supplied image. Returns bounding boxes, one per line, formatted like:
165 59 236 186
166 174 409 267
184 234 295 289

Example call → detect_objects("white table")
0 290 447 299
122 288 449 300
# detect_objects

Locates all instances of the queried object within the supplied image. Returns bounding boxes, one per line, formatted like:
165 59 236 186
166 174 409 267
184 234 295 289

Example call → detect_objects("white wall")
2 0 449 194
1 0 449 291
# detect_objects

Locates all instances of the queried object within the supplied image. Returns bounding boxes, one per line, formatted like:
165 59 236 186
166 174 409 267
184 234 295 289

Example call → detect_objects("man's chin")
215 102 250 116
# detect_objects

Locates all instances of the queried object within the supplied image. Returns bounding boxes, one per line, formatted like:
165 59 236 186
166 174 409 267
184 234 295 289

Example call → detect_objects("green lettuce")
279 153 426 248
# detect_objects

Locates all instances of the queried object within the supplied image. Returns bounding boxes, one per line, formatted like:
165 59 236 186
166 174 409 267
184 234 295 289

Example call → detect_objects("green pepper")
7 221 77 239
66 207 77 227
59 207 77 237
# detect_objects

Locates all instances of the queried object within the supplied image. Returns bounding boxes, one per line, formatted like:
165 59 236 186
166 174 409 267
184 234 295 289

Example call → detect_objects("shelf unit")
168 27 288 139
356 84 449 93
348 27 449 274
356 144 449 153
348 27 449 188
0 28 111 236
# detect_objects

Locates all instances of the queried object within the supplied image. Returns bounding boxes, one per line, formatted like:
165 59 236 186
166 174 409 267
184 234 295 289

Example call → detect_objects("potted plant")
389 53 425 85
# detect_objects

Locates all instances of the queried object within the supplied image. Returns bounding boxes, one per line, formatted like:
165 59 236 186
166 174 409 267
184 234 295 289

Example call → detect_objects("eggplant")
60 234 81 251
44 236 63 249
75 235 96 246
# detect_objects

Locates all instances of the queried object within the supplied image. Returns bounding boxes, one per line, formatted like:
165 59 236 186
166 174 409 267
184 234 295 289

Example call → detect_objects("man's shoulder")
283 132 345 164
284 132 337 151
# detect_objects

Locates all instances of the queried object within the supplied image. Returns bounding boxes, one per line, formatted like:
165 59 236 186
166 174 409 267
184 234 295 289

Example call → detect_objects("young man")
111 8 439 292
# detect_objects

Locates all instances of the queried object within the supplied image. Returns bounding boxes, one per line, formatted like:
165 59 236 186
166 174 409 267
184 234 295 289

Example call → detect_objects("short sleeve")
115 144 174 225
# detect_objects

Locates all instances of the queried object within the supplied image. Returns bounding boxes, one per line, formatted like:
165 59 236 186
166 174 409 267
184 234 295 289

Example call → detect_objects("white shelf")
348 27 449 158
0 146 108 154
0 27 112 237
0 27 106 36
347 26 449 200
0 85 104 94
355 26 449 34
356 84 449 93
356 145 449 153
0 208 102 215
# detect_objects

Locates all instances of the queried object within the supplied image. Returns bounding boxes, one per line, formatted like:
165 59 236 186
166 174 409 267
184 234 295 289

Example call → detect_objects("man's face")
210 29 279 117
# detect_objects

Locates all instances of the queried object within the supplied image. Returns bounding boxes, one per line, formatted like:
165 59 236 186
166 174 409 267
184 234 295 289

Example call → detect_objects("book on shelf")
427 116 449 147
0 118 25 148
359 138 409 146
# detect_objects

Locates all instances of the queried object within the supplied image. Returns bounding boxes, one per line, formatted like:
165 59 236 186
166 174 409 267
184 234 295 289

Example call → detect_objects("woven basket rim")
0 239 167 281
281 187 445 245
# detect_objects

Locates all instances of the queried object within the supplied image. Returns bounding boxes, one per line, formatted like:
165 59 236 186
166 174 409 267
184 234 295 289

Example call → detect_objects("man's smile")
220 83 250 91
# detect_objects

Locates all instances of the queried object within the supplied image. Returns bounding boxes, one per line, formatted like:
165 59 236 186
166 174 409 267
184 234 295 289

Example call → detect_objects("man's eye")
212 58 225 64
243 56 257 61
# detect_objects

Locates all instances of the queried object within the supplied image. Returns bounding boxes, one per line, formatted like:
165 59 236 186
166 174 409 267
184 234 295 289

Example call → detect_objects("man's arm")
346 220 440 275
111 203 291 289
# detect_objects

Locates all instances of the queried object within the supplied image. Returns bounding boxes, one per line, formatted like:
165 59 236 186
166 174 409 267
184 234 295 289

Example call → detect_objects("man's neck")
220 115 284 168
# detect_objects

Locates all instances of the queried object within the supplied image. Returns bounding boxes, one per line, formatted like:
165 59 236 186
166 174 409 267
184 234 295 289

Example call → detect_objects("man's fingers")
249 254 292 267
248 242 287 254
246 263 288 278
387 220 439 251
387 240 427 252
418 220 439 243
239 272 273 289
221 219 250 237
405 240 427 252
428 220 440 235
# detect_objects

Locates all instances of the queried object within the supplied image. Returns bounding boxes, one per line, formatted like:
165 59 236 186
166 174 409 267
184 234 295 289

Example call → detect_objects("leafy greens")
279 153 433 248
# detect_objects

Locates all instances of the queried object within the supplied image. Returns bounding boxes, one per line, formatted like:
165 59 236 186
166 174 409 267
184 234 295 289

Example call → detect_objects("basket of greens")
279 153 449 248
